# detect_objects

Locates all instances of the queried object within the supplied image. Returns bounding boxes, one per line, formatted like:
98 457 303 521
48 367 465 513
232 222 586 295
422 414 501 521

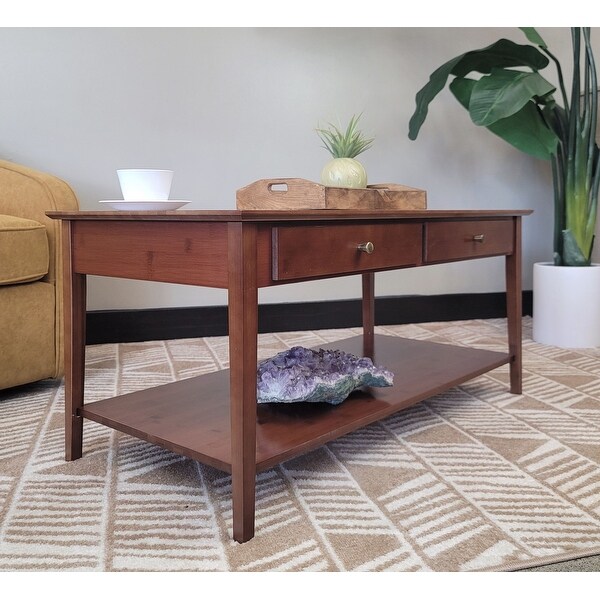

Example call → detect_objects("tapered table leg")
63 221 86 460
362 272 375 358
228 222 258 543
505 216 522 394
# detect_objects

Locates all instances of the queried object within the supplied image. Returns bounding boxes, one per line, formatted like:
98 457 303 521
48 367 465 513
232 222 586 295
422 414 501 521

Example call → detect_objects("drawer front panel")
273 223 422 281
72 221 229 287
425 219 513 264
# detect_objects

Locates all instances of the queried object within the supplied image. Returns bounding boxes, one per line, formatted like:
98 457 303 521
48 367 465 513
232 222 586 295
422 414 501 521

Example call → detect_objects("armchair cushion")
0 214 49 285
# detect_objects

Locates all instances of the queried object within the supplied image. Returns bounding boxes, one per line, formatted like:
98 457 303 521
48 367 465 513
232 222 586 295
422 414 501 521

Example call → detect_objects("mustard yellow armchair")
0 160 79 389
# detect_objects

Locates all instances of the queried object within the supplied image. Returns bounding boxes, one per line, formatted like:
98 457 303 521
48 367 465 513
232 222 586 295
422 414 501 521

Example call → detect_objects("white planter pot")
320 158 367 189
533 261 600 348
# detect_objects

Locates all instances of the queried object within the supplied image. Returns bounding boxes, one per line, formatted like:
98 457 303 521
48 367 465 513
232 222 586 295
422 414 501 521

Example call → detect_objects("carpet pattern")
0 317 599 571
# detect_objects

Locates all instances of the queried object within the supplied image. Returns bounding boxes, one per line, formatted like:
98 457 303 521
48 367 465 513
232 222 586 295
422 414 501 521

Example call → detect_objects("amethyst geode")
256 346 394 405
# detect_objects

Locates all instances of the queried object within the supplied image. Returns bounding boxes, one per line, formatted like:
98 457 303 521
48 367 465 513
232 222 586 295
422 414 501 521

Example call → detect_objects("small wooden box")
236 178 427 211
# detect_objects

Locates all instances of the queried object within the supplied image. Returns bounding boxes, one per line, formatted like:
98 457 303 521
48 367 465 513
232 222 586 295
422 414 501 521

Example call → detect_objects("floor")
520 554 599 572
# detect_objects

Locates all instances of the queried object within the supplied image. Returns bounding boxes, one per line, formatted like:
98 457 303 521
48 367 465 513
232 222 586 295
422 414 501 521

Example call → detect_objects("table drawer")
425 219 514 264
273 223 422 281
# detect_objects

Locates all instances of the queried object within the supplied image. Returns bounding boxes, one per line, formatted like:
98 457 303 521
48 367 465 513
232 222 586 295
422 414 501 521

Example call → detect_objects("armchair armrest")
0 160 79 284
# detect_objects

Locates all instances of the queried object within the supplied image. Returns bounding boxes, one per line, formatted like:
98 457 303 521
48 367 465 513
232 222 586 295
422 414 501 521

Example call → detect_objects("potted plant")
316 114 374 189
409 27 600 347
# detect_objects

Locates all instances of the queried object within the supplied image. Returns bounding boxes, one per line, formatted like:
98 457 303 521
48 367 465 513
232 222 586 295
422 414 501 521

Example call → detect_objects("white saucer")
99 200 190 211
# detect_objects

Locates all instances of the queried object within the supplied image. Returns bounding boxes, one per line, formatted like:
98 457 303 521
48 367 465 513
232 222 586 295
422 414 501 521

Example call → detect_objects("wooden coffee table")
48 208 531 542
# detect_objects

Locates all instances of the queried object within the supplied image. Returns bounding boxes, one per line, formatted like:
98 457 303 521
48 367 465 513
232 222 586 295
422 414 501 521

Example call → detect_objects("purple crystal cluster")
257 346 394 405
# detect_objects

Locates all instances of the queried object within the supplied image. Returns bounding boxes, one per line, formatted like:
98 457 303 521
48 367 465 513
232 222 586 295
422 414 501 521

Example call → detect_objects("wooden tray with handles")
236 178 427 210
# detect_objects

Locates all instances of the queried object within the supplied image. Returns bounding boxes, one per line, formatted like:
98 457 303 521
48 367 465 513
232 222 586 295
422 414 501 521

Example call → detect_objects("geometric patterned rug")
0 317 599 571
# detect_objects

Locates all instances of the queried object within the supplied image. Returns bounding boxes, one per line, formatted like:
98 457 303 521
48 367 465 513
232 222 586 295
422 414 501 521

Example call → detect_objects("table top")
47 208 533 223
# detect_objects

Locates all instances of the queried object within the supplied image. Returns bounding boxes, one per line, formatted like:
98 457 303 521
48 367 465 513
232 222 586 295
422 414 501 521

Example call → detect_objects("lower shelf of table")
80 334 510 473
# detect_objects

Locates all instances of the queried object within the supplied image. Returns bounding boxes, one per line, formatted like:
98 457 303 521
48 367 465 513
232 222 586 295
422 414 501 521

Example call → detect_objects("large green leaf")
408 55 465 140
469 69 556 126
449 77 475 110
488 104 559 160
450 77 559 160
520 27 547 49
451 39 549 77
408 39 549 140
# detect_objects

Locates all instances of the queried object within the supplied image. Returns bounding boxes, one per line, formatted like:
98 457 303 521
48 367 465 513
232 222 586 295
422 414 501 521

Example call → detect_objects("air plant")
316 113 374 188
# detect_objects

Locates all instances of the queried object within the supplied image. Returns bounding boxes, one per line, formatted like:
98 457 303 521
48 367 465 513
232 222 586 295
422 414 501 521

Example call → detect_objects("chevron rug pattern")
0 317 599 571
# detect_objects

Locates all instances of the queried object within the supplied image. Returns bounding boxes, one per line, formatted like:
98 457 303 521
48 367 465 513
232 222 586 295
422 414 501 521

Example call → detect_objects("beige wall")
1 27 594 310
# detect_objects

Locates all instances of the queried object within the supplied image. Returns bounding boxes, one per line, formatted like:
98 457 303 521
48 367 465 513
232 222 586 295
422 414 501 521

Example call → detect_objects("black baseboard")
86 291 533 345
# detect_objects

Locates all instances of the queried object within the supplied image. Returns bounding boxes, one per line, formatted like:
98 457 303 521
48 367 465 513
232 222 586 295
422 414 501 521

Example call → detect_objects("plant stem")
552 149 565 264
583 28 599 254
542 47 570 113
584 28 597 184
565 29 579 249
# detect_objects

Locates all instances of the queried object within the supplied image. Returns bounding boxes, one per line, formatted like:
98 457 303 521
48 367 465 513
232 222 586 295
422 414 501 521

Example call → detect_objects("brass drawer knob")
357 241 374 254
472 234 485 243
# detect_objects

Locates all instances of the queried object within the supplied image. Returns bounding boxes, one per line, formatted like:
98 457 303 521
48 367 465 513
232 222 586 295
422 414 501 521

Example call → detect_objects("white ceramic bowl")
117 169 174 201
